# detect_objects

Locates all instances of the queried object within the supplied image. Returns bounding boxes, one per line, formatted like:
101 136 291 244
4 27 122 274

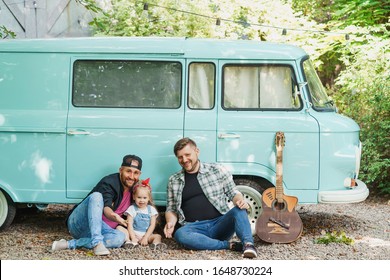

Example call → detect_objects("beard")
182 159 199 174
120 174 137 189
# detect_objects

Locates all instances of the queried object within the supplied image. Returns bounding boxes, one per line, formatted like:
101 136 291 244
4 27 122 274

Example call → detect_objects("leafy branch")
0 25 16 39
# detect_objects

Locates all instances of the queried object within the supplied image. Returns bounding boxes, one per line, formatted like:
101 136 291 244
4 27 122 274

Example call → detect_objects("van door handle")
67 129 90 136
218 133 241 139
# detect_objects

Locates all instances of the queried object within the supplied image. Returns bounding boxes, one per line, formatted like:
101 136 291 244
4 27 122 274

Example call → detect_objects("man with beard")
52 155 142 256
164 138 257 258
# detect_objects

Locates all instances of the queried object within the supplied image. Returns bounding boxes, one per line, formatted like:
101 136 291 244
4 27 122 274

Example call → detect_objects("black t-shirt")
181 172 221 222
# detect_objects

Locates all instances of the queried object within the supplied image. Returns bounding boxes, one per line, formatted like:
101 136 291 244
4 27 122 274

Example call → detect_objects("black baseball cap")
121 155 142 171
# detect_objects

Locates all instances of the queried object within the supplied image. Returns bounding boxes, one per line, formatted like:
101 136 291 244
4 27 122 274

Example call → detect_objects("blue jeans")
67 192 125 249
174 206 254 250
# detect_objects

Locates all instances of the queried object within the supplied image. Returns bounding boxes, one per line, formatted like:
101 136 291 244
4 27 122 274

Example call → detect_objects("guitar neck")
275 148 284 203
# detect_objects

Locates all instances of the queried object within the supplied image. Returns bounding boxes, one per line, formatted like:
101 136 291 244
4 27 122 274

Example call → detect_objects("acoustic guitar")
255 131 303 243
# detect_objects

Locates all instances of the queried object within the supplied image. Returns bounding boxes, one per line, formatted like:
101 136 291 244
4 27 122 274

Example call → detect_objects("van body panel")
0 37 307 60
0 52 69 204
217 111 320 192
0 132 67 203
308 111 361 191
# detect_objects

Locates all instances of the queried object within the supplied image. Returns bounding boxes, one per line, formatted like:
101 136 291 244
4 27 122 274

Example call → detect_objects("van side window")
223 65 300 110
303 59 335 111
188 62 215 109
72 60 182 108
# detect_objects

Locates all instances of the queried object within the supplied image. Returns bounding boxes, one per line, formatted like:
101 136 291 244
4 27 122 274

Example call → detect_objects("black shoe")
242 243 257 258
230 241 243 252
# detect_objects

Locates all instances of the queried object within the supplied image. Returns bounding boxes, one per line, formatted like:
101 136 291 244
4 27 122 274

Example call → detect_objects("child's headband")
133 178 151 193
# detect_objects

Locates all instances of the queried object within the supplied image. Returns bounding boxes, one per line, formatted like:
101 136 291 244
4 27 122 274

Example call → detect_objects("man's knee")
87 192 104 209
229 206 247 217
88 192 103 203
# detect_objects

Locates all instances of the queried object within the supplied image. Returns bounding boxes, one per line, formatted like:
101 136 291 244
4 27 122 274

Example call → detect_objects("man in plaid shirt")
164 137 257 258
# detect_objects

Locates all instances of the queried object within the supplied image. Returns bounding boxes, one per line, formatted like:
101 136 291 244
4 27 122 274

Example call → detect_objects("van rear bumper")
318 179 369 204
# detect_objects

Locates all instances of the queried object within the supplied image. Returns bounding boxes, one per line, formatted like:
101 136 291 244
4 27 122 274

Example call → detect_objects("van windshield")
303 59 335 111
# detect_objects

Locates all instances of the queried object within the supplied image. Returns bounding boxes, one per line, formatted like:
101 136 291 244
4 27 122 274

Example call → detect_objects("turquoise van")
0 37 368 231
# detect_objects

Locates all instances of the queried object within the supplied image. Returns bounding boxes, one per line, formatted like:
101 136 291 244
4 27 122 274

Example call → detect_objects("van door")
66 58 184 205
184 61 218 161
217 62 319 195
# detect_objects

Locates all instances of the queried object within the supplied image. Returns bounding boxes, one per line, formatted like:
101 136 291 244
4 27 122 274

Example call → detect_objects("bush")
331 34 390 193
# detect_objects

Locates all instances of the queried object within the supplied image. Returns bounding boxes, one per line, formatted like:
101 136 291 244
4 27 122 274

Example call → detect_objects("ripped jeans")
67 192 125 249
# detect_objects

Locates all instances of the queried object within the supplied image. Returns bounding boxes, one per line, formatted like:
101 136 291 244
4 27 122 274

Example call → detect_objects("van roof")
0 37 307 60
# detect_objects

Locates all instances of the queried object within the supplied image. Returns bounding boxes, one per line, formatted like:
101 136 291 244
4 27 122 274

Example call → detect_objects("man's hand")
235 199 249 210
164 211 178 238
164 222 175 238
112 212 127 227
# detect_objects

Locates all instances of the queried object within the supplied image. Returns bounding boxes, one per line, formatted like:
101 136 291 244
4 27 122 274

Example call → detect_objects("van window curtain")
188 63 215 109
223 65 299 110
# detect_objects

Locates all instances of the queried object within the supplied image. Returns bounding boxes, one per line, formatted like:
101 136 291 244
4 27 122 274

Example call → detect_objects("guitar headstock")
275 131 285 151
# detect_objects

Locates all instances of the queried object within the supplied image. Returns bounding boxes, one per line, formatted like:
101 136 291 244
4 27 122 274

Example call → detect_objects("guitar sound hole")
272 201 287 211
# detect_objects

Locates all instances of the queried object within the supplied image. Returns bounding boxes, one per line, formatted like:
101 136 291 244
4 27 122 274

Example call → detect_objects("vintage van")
0 37 369 231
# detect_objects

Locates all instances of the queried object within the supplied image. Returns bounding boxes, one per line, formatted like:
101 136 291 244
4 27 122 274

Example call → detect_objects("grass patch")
315 230 354 245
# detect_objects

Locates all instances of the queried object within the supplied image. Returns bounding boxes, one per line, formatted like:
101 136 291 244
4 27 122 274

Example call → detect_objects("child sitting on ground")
121 178 166 250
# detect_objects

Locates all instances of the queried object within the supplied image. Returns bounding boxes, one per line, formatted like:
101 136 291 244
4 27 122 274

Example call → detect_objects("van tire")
0 190 16 231
233 179 265 235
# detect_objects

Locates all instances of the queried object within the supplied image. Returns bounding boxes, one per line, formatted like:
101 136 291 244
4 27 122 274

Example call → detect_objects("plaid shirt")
166 162 239 225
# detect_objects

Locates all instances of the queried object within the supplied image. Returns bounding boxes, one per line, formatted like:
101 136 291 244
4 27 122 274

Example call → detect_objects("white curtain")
224 66 294 109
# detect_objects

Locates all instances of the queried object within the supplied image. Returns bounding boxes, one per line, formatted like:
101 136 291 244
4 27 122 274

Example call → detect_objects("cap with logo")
121 155 142 171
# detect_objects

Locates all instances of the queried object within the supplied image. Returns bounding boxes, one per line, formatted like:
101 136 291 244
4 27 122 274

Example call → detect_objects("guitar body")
256 187 303 243
255 131 303 243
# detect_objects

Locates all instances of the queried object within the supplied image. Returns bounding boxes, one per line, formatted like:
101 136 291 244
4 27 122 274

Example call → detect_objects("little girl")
122 178 166 250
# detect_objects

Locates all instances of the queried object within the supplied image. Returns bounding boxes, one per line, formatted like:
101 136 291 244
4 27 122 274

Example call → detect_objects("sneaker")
242 243 257 258
93 242 110 256
149 243 167 251
123 242 139 249
230 241 243 252
51 239 68 251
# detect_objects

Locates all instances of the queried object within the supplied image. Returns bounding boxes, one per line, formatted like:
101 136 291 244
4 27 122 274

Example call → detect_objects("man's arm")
103 206 127 227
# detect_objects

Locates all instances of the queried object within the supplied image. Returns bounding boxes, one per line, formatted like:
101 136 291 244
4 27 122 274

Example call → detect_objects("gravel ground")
0 194 389 260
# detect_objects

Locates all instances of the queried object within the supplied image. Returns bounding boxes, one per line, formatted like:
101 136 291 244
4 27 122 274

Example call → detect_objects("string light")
141 1 357 39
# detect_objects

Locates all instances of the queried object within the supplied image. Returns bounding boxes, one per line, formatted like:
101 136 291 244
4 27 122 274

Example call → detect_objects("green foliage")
330 32 390 193
330 0 390 27
315 230 354 245
291 0 390 27
0 26 16 39
90 0 215 37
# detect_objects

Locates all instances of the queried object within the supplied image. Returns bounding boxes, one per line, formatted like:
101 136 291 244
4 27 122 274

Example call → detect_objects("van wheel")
0 190 16 231
234 179 265 235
